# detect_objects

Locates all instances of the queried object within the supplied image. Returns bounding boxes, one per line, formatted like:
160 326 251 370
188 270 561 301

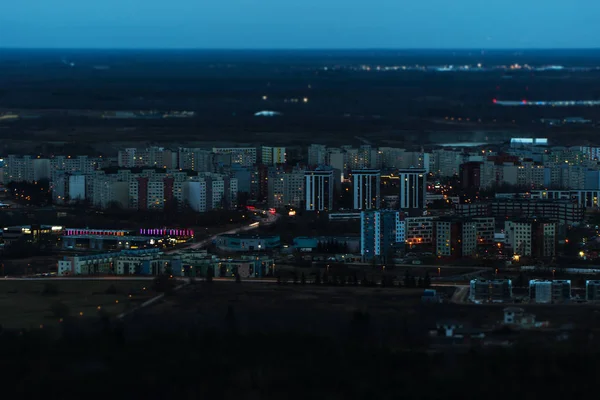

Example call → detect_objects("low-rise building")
528 280 571 303
58 248 162 276
586 280 600 301
215 234 281 252
469 279 513 303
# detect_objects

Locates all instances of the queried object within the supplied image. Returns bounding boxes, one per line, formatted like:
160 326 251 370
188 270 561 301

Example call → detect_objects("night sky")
1 0 598 49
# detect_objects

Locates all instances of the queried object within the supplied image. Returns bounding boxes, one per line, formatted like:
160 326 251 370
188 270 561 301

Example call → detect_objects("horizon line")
2 46 600 51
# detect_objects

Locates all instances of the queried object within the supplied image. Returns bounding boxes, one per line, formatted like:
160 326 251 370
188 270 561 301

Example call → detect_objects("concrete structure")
398 168 426 214
305 168 334 211
215 234 281 252
505 219 557 258
529 280 571 304
470 279 513 303
434 218 477 258
352 169 381 210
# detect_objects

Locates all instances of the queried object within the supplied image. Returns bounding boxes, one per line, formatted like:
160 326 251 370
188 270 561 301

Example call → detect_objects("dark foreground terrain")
2 282 600 398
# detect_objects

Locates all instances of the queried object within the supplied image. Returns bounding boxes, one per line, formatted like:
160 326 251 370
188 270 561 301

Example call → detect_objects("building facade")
360 210 405 262
352 169 381 210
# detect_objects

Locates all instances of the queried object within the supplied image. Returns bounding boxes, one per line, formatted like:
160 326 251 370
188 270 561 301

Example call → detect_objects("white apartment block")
352 169 381 210
178 148 213 172
305 169 334 211
505 219 557 257
267 168 285 209
183 180 208 212
308 144 327 166
433 149 464 177
435 219 477 257
212 147 257 167
261 146 286 165
283 168 305 208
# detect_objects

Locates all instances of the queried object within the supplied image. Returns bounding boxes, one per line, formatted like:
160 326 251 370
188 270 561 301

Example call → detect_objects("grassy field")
0 280 157 329
127 283 429 345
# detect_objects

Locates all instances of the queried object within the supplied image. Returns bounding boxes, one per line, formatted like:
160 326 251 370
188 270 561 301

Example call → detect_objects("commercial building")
469 279 513 303
528 280 571 304
215 234 281 252
434 218 477 258
360 210 405 262
505 218 557 258
398 168 426 214
305 168 334 211
352 169 381 210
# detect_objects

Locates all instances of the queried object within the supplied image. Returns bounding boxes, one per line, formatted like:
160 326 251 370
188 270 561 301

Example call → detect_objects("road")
450 286 470 303
166 212 279 253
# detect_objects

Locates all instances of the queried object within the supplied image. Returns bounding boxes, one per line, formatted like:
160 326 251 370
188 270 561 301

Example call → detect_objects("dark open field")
125 282 600 344
1 49 600 152
0 279 157 329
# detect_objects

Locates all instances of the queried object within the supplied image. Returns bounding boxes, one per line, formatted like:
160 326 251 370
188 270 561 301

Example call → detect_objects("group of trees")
315 239 350 254
276 269 432 288
6 179 52 206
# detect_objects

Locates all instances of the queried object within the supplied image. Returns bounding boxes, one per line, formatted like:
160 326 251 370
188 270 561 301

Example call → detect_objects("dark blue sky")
1 0 598 49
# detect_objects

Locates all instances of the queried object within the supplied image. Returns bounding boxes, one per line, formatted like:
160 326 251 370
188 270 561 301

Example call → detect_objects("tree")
424 272 432 288
404 271 411 288
205 266 214 283
301 272 306 285
314 272 321 285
